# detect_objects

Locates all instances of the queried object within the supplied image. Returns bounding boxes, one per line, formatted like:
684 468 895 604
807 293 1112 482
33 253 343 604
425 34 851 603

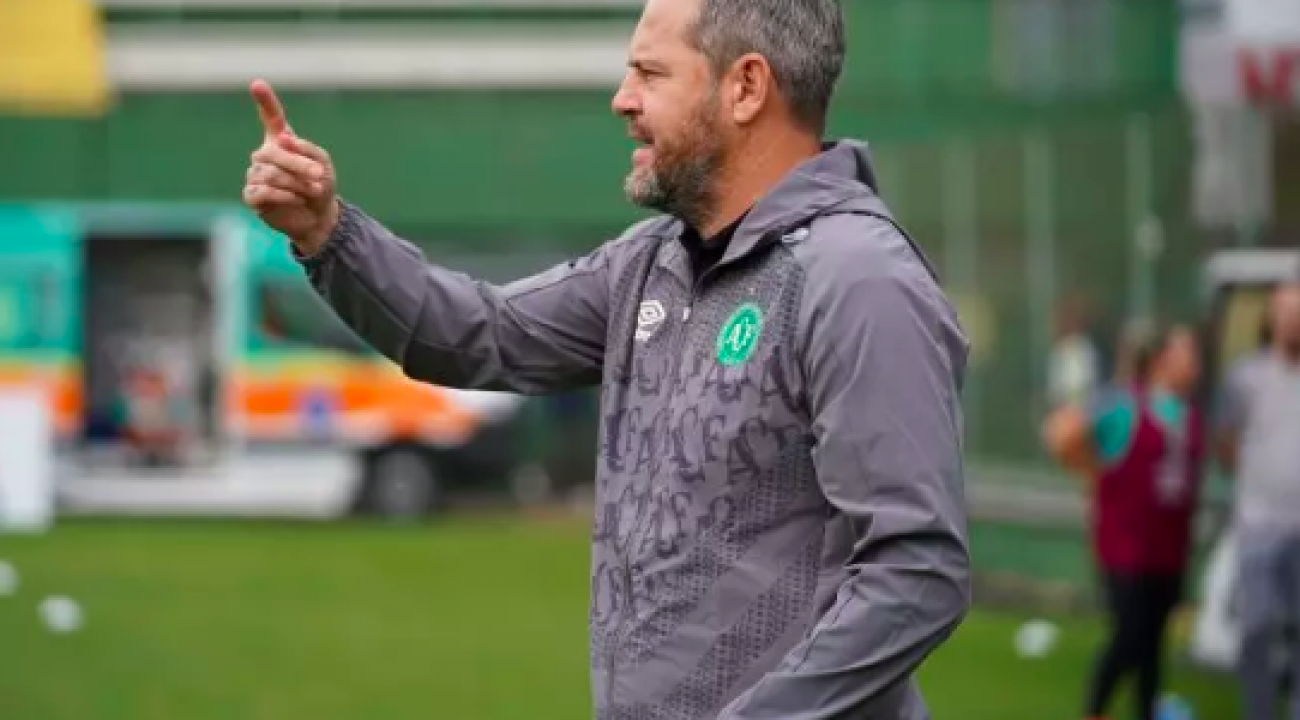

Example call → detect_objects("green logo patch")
716 303 764 366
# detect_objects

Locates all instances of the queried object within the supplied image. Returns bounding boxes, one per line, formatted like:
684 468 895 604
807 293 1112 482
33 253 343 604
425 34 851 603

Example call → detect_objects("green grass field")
0 517 1239 720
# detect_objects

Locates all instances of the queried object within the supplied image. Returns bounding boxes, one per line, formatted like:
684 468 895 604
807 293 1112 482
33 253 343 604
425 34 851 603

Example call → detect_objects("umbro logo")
635 300 666 342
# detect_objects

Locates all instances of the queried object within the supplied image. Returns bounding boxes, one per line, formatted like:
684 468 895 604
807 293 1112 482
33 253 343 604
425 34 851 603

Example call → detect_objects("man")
242 0 971 717
1219 280 1300 720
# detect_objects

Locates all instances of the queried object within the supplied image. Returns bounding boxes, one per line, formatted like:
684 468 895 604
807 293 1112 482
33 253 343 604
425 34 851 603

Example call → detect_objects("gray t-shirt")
1219 351 1300 528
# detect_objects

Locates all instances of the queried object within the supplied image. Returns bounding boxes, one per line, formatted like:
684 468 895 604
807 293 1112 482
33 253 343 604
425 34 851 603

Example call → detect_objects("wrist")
292 198 340 257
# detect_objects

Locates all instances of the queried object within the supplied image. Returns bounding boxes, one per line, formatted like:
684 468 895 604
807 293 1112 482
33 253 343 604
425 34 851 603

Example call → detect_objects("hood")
719 139 885 266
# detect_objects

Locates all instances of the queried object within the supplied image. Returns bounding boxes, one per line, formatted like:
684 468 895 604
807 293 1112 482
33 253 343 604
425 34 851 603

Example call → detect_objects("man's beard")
624 98 725 228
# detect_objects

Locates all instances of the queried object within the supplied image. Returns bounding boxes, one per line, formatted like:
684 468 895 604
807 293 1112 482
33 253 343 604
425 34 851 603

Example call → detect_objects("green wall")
0 0 1195 465
0 0 1180 244
0 92 1183 246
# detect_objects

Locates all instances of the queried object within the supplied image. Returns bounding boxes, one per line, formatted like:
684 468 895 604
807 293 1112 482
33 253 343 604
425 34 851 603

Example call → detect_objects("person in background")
1217 280 1300 720
1047 295 1103 408
117 364 183 466
1042 323 1206 720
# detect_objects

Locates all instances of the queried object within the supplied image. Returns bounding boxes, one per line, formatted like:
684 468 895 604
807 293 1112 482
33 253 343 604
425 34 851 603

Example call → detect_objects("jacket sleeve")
719 215 972 720
297 200 626 394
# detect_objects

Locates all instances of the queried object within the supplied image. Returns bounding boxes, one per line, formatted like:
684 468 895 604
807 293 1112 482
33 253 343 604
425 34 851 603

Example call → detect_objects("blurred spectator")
1042 323 1206 720
116 362 187 467
1216 281 1300 720
1048 296 1102 407
1112 316 1156 386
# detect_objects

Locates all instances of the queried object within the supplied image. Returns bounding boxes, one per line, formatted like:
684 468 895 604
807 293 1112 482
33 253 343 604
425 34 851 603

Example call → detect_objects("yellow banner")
0 0 109 115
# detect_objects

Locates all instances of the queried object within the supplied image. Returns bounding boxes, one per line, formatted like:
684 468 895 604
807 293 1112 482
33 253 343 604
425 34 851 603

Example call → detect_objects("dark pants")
1085 570 1184 720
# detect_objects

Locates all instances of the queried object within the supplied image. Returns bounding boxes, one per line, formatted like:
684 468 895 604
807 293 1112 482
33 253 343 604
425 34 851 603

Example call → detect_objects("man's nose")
611 81 638 117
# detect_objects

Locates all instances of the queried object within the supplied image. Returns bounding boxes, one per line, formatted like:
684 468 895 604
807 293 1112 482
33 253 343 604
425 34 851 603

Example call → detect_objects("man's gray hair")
690 0 845 133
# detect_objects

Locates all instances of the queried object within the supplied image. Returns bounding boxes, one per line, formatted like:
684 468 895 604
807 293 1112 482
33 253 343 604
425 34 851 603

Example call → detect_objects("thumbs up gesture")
242 79 339 255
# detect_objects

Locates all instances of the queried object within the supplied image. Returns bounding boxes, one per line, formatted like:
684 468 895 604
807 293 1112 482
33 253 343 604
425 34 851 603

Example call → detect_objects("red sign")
1239 45 1300 104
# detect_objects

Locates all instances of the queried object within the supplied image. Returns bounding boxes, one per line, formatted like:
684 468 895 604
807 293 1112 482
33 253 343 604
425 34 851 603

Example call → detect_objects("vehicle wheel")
459 418 525 485
363 448 441 521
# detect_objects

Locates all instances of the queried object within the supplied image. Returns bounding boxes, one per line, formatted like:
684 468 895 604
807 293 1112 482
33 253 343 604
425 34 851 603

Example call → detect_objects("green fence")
872 105 1205 464
0 0 1207 600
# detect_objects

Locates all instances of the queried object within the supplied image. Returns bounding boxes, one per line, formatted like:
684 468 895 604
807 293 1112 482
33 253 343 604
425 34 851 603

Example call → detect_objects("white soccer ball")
40 595 84 634
1014 619 1059 658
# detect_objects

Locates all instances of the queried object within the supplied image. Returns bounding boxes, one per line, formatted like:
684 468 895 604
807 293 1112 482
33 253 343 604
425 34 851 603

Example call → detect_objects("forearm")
1042 405 1099 476
718 534 969 719
300 202 606 392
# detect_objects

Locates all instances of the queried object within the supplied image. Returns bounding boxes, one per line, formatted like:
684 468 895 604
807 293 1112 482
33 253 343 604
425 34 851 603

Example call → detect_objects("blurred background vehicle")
0 204 562 520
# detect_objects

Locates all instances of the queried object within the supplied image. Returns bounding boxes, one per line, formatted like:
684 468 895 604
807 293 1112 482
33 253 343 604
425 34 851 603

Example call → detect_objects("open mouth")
630 134 654 167
628 126 653 149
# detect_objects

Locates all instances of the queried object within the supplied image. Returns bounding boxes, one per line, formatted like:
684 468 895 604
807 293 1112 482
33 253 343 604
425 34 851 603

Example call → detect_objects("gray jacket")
298 140 971 719
1219 350 1300 529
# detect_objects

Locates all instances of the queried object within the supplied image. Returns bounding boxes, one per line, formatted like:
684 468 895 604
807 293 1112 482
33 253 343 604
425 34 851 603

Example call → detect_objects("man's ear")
728 53 772 125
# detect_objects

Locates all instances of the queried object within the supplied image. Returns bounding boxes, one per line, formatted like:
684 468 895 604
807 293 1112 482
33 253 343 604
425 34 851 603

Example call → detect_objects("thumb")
250 79 293 138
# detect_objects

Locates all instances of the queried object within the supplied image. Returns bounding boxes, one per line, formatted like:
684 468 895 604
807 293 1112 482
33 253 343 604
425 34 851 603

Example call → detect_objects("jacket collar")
654 139 886 282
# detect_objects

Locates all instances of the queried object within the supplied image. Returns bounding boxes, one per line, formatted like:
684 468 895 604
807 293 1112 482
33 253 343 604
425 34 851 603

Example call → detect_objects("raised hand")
242 79 339 255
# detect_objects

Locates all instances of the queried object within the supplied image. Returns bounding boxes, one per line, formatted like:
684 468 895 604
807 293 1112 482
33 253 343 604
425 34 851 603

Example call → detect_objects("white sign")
1182 23 1300 105
1226 0 1300 44
0 389 55 533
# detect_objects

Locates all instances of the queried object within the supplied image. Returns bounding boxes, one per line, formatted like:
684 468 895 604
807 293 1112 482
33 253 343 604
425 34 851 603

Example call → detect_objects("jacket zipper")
604 236 769 712
671 282 702 389
605 563 633 712
606 266 706 713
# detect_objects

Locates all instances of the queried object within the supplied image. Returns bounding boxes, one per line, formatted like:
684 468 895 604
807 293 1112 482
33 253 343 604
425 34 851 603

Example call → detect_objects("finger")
249 162 326 199
252 144 325 182
243 184 307 208
277 133 330 166
251 163 319 196
250 79 292 138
